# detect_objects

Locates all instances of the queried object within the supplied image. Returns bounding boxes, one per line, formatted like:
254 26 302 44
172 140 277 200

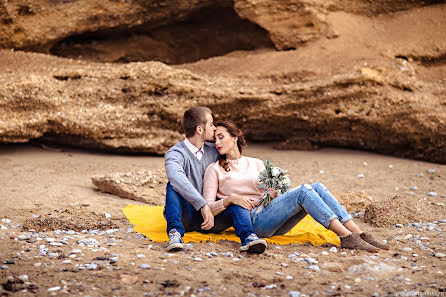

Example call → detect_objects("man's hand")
201 204 214 230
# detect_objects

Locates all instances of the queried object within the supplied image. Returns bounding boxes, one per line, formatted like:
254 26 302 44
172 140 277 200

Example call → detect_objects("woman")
203 121 389 252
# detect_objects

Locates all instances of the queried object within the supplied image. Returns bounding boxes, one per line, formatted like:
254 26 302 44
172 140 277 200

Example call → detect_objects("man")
164 106 267 253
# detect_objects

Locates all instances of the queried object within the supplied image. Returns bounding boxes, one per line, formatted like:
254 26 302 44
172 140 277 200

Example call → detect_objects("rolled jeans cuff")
322 214 338 229
340 213 353 224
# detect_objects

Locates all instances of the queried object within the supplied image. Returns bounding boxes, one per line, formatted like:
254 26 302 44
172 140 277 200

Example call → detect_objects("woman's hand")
227 194 255 210
259 188 278 199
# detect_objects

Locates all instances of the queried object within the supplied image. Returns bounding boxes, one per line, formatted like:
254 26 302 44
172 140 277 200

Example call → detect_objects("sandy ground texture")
0 144 445 296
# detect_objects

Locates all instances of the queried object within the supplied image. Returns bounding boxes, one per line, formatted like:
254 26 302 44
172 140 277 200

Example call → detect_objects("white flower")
271 167 280 177
282 176 290 185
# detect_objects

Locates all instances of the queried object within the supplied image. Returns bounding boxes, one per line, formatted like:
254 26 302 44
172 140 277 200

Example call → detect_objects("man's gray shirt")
165 140 219 210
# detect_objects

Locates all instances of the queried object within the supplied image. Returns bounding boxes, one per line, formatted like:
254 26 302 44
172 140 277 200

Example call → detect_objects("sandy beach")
0 143 445 296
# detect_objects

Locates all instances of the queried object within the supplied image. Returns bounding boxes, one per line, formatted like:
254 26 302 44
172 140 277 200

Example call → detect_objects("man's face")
202 113 216 142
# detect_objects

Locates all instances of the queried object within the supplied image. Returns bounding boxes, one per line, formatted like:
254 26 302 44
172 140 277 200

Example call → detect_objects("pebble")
1 265 8 269
357 174 365 178
427 192 438 197
321 251 328 255
305 257 317 264
86 263 98 270
0 224 6 230
417 173 424 177
438 220 446 223
221 252 233 257
276 272 283 275
329 247 337 253
288 292 301 297
50 242 63 247
48 252 59 258
209 252 218 257
286 275 293 280
136 254 145 258
39 250 47 256
389 165 394 169
401 256 408 261
71 249 82 254
441 195 446 198
62 260 71 264
340 252 347 255
428 225 435 231
194 257 203 262
307 265 320 272
103 212 111 218
1 219 11 224
47 286 61 292
265 284 277 289
400 247 413 252
395 224 403 228
34 263 42 267
18 275 29 281
410 186 418 190
435 253 446 258
427 168 436 173
139 264 151 269
232 258 239 262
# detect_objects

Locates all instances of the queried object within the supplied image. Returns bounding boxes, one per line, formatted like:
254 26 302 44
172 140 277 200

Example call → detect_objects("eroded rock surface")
0 2 445 163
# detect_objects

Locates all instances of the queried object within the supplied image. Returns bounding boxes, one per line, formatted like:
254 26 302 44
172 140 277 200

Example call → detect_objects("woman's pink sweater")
203 156 265 215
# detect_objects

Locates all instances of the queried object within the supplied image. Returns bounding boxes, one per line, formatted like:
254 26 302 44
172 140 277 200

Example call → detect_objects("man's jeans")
251 182 352 238
165 183 255 242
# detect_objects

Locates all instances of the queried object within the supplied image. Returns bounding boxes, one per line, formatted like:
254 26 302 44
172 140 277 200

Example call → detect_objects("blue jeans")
250 182 352 238
164 183 255 242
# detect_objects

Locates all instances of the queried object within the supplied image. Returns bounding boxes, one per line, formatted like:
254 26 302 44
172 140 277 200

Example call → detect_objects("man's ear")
196 126 203 135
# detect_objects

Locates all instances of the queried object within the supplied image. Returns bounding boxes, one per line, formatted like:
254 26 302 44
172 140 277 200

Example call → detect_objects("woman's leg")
311 182 363 233
252 183 352 237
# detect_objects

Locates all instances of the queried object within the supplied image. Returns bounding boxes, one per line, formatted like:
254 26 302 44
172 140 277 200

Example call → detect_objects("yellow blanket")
122 205 340 246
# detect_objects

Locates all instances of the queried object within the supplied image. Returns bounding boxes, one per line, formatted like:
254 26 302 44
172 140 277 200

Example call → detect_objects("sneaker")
340 233 378 252
359 232 390 250
166 229 184 252
240 233 267 254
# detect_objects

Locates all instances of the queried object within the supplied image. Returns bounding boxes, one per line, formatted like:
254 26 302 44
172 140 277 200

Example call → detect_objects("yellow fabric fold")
122 205 340 246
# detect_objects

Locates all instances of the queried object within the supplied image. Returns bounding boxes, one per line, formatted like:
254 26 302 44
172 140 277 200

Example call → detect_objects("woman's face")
215 126 236 155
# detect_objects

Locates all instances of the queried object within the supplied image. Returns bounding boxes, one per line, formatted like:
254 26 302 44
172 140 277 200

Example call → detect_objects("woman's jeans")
250 182 352 238
164 183 255 242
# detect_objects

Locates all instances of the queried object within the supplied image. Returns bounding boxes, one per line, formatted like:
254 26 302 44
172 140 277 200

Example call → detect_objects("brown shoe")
359 232 390 250
340 233 378 252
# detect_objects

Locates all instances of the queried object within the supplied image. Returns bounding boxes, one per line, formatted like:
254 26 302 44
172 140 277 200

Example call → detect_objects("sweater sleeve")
203 164 226 216
165 149 207 211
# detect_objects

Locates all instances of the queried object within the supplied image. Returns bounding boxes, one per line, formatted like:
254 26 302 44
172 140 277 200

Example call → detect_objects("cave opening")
49 5 274 65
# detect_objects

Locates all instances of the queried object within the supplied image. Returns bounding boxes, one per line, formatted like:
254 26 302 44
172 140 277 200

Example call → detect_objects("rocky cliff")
0 1 445 163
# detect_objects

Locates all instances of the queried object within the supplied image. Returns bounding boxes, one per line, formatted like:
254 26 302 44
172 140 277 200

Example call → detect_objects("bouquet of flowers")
256 160 291 206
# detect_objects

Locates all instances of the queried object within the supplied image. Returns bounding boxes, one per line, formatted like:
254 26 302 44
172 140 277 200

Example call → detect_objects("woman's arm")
203 165 226 216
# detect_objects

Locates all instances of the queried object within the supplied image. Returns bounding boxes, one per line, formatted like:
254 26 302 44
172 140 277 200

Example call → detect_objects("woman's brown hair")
216 121 247 172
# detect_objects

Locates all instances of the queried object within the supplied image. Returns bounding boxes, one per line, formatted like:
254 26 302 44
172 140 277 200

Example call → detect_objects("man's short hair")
182 106 212 137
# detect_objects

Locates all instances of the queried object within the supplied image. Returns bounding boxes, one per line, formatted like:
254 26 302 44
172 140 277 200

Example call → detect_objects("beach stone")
305 257 317 264
435 253 446 258
411 186 418 190
47 286 61 292
1 265 8 269
48 252 59 258
39 250 47 256
441 195 446 198
427 169 436 173
1 219 11 224
340 252 347 255
357 174 365 178
221 252 233 257
427 192 438 197
0 224 7 230
308 265 320 272
265 284 277 289
139 264 151 269
136 254 145 258
288 291 301 297
329 247 337 253
395 224 404 228
400 247 413 252
194 257 203 262
86 263 98 270
18 275 29 281
209 252 218 257
286 275 294 280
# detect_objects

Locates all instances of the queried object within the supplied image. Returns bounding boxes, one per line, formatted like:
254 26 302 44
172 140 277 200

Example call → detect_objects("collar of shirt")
184 138 204 156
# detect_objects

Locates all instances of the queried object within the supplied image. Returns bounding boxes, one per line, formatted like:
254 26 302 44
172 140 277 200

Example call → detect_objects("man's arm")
165 150 208 211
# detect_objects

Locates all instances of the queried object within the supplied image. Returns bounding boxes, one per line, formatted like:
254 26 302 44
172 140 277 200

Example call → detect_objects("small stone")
62 260 71 264
288 291 301 297
0 224 6 230
400 247 412 252
340 252 347 255
103 212 111 218
1 219 11 223
411 186 418 190
395 224 403 228
286 275 293 280
417 173 424 177
209 252 218 257
115 180 121 184
276 272 283 275
34 263 42 267
427 192 438 197
354 278 361 283
428 225 435 231
265 284 277 290
427 168 436 173
50 242 63 247
221 252 233 257
441 195 446 198
363 162 368 166
5 260 14 264
389 165 394 168
344 285 351 290
47 252 59 258
281 262 288 267
86 263 98 270
305 257 317 264
136 254 145 258
435 253 446 258
232 258 239 262
321 251 328 256
308 265 320 272
71 249 81 254
194 257 203 262
0 265 7 269
47 286 61 292
401 256 408 261
139 264 151 269
39 250 47 256
18 275 29 281
329 247 337 253
357 174 365 178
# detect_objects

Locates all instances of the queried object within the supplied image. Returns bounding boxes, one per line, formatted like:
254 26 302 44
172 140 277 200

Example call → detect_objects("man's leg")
165 182 186 236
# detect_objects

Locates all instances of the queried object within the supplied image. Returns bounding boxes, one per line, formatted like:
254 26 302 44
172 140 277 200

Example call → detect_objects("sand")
0 143 445 296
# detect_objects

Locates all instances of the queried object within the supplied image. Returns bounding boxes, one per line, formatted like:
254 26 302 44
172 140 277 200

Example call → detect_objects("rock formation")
0 1 445 163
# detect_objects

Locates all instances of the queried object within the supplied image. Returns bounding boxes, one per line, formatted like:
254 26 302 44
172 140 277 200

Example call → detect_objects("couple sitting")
164 106 389 254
